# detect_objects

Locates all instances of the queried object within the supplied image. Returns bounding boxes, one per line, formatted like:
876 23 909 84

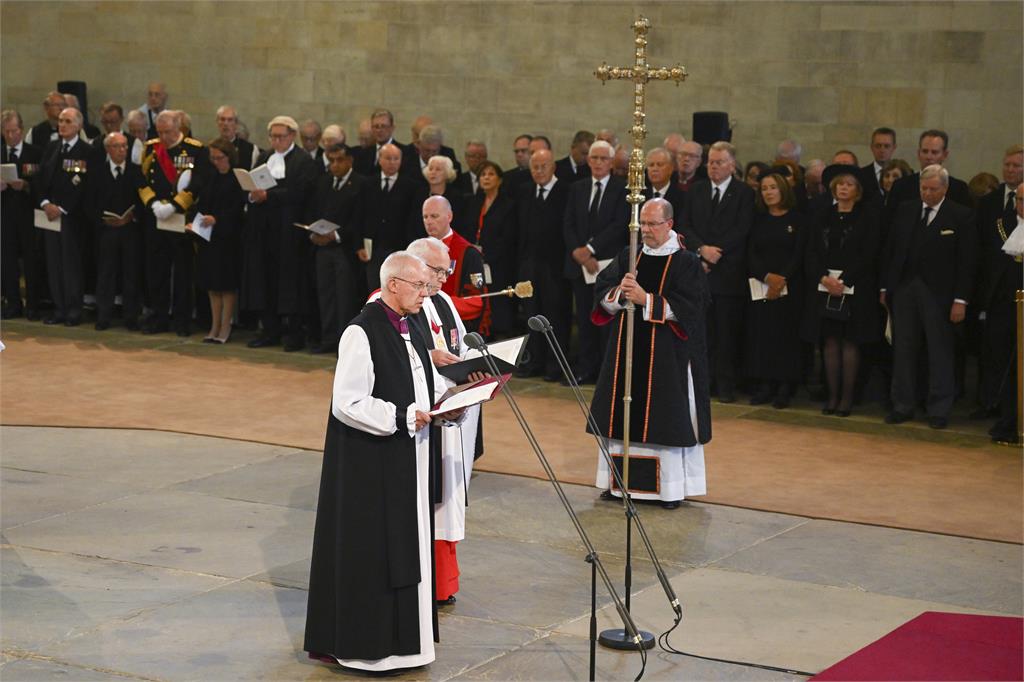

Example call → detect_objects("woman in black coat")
409 154 464 244
189 138 246 343
801 165 881 416
745 173 806 408
460 161 518 337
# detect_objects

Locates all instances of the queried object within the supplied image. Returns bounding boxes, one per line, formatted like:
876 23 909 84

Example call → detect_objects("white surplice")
330 323 444 671
423 292 481 542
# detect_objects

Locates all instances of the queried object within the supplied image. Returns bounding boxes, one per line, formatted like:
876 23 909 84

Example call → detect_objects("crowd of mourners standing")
2 82 1020 442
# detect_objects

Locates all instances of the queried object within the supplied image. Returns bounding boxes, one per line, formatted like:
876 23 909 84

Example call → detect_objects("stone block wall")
2 1 1020 177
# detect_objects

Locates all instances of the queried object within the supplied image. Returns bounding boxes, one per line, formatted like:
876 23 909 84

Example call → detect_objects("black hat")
822 164 861 189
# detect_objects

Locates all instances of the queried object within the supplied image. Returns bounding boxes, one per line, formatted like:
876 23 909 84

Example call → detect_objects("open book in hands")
428 374 510 416
233 164 277 192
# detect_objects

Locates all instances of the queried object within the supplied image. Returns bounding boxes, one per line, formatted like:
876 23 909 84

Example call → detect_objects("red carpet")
812 612 1023 681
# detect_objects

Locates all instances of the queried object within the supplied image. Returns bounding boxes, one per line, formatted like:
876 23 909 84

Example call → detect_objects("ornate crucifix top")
594 16 687 202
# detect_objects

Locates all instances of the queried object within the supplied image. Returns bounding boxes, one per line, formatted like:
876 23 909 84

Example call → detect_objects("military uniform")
138 135 207 334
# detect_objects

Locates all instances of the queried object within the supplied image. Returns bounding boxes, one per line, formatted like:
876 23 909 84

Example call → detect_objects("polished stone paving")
1 426 1020 681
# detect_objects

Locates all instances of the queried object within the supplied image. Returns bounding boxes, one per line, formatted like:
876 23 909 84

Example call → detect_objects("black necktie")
653 190 661 198
8 148 17 165
1006 191 1016 214
920 206 932 227
114 165 122 179
589 181 602 221
711 186 721 211
333 177 341 191
62 142 70 155
537 185 545 200
382 176 391 192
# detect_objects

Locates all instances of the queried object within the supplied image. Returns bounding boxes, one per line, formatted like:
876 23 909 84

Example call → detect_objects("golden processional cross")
594 16 686 497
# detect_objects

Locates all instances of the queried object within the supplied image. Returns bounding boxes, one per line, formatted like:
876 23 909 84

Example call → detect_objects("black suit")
859 163 884 200
307 171 369 346
562 174 629 378
883 198 976 418
1 142 45 316
452 170 479 199
36 137 94 322
679 177 755 396
643 183 686 225
230 137 258 171
517 178 571 377
363 171 419 291
464 191 519 335
87 159 145 325
974 186 1021 412
555 156 590 184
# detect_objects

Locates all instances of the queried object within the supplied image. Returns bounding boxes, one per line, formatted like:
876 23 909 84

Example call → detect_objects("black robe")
588 244 712 448
304 301 440 661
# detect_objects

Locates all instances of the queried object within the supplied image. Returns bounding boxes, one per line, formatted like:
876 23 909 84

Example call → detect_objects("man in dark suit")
87 132 144 330
973 146 1023 438
35 107 93 326
352 108 407 177
299 119 322 160
643 147 686 219
555 130 594 184
307 143 369 354
502 134 535 197
859 127 897 200
453 140 487 197
216 105 259 170
26 91 64 147
675 140 706 193
515 148 571 380
562 139 630 383
138 110 207 336
887 129 971 211
243 116 318 351
364 143 419 291
1 109 45 320
679 141 755 402
406 115 460 177
882 165 976 429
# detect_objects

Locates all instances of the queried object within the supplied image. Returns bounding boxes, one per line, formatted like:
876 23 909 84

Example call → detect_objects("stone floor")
1 425 1020 681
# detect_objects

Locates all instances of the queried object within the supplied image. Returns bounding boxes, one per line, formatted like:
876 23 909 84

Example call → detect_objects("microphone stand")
528 315 682 647
464 332 646 682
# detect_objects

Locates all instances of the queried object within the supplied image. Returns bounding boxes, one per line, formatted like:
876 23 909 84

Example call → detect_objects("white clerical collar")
711 175 732 193
642 233 681 256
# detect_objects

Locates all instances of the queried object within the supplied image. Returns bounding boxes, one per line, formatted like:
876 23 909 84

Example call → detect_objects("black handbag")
822 293 851 321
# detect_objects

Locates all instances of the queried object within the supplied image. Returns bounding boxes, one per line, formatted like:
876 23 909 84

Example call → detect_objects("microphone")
464 332 486 351
527 315 551 332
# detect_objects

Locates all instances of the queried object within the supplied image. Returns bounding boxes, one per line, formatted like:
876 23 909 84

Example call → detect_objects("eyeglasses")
426 263 454 277
639 220 667 229
269 133 292 140
392 276 429 292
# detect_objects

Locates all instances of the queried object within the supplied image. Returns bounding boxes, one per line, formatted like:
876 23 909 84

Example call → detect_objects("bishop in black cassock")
305 252 454 673
588 199 711 508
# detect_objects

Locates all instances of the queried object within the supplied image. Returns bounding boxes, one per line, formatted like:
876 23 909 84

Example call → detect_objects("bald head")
422 195 453 239
379 143 402 175
530 148 555 185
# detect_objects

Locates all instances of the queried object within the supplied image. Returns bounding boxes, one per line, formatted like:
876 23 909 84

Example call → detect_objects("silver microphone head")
527 315 551 332
464 332 486 350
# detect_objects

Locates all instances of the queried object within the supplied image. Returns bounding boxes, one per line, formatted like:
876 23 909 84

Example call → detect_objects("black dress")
461 192 518 335
801 201 881 344
745 210 806 382
193 170 245 291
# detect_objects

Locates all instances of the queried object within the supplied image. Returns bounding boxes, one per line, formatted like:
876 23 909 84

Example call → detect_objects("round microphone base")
598 627 656 651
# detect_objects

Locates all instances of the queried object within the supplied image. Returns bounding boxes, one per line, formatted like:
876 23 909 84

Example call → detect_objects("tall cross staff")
594 16 686 496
